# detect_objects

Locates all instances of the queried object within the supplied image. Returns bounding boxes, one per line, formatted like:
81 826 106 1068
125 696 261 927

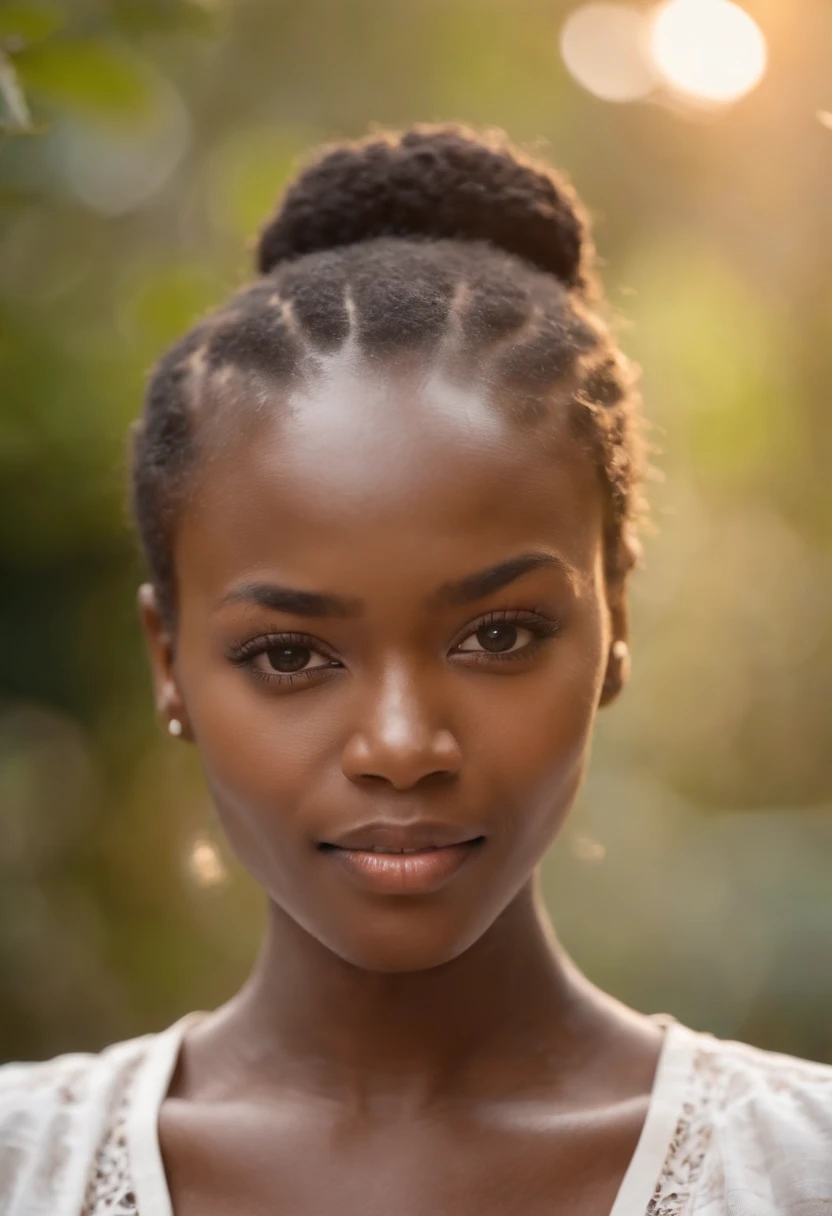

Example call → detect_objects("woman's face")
142 353 625 972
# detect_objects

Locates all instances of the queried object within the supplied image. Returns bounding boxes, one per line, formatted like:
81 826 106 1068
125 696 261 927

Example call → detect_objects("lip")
320 820 484 853
321 838 485 895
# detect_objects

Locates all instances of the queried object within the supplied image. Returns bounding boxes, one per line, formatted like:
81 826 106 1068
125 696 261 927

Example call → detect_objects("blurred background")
1 0 830 1065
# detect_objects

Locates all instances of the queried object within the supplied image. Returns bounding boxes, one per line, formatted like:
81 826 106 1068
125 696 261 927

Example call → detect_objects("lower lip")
321 839 484 895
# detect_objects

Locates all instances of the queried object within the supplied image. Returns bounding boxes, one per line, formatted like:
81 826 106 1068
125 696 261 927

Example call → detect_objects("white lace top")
2 1013 831 1215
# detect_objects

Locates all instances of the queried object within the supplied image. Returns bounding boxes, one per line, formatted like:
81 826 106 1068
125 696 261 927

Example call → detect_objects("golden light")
185 835 228 888
649 0 767 105
571 835 607 864
560 4 657 104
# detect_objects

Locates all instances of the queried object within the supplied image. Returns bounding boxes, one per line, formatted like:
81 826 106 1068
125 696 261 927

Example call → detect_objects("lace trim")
645 1047 724 1215
80 1051 145 1216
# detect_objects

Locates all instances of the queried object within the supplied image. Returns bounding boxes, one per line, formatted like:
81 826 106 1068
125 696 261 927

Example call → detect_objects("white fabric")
1 1014 831 1215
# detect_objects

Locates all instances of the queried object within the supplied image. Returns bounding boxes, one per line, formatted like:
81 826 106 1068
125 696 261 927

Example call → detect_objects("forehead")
177 358 604 597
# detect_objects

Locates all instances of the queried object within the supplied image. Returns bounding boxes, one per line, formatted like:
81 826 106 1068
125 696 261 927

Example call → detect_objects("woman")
2 126 830 1216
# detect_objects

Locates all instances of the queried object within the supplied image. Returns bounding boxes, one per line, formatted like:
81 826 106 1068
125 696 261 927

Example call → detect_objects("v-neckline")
607 1019 697 1216
126 1012 697 1216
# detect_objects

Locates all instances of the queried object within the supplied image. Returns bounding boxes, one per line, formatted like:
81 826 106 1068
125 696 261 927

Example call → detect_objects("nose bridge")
340 653 461 789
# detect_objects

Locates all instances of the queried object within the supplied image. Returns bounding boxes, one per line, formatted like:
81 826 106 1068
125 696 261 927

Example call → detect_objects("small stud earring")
612 640 629 661
168 718 183 738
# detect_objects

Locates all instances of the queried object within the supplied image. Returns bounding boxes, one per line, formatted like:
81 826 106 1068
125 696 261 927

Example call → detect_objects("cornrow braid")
131 125 645 625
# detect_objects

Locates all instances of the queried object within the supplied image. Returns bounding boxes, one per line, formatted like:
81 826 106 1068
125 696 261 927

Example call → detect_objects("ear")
137 584 190 739
598 573 630 708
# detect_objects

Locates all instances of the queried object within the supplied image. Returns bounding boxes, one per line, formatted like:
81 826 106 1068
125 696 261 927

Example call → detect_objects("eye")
452 610 560 663
456 621 536 655
228 632 342 687
253 643 333 676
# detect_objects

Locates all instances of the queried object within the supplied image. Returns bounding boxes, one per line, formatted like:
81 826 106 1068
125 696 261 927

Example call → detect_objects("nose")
340 663 462 790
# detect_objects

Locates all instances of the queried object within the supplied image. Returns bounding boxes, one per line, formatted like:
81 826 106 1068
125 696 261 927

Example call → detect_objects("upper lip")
321 820 484 851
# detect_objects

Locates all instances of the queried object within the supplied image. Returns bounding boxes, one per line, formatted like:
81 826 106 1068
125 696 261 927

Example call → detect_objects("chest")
157 1096 649 1216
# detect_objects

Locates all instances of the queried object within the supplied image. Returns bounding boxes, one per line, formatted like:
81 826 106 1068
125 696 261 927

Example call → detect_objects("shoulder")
693 1027 832 1121
675 1026 832 1210
0 1032 153 1216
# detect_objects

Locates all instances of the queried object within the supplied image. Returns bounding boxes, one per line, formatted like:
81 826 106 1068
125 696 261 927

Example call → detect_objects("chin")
310 909 494 974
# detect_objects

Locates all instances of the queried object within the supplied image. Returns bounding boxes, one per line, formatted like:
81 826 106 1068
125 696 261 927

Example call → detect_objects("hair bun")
256 125 591 291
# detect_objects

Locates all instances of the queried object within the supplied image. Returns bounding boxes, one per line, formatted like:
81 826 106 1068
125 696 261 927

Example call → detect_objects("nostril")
365 769 458 789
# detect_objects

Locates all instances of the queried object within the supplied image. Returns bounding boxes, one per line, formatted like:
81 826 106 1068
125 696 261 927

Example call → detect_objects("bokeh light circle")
649 0 767 104
560 3 657 103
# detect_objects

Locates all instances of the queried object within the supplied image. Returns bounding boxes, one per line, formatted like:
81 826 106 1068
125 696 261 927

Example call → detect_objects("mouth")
320 842 482 854
318 834 486 895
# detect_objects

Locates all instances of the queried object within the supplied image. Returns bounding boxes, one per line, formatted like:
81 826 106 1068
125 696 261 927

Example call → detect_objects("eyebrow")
428 551 574 608
217 583 362 618
218 551 572 619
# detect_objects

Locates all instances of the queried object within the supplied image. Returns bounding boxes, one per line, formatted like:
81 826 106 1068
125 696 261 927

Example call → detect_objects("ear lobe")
599 640 630 707
598 679 619 708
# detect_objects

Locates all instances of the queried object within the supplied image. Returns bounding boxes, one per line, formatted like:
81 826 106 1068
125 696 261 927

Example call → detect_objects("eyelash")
227 609 561 688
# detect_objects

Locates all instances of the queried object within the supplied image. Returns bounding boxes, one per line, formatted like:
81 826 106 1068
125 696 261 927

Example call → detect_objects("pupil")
267 645 309 673
478 623 517 653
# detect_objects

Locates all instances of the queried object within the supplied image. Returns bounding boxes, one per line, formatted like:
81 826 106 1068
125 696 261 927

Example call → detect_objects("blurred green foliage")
0 0 830 1063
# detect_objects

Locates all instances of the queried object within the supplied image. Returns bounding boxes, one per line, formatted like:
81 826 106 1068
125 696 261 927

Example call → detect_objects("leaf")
107 0 218 37
0 3 64 47
0 47 32 130
15 36 154 121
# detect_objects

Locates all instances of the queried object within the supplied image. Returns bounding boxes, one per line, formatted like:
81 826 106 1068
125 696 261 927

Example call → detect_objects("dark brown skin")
140 352 662 1216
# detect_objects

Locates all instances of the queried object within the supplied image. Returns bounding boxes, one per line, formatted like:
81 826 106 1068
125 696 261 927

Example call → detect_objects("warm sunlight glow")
186 835 228 888
649 0 767 105
571 835 607 864
561 4 657 103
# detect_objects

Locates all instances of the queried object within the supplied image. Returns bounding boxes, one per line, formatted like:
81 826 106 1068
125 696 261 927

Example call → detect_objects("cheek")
177 653 339 886
472 608 607 855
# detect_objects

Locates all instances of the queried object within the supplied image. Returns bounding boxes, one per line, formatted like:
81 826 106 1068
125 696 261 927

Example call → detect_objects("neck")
194 875 619 1111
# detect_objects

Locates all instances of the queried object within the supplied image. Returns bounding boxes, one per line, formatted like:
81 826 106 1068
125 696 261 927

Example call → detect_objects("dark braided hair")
131 125 645 626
